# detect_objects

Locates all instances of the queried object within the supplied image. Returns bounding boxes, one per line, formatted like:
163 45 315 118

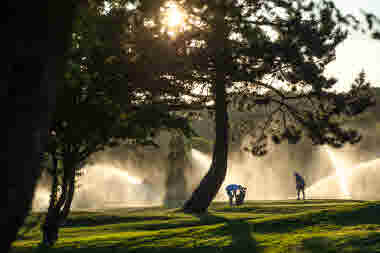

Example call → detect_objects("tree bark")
61 166 76 222
42 170 67 246
182 88 229 213
183 5 229 213
3 2 77 252
42 153 77 247
42 154 60 246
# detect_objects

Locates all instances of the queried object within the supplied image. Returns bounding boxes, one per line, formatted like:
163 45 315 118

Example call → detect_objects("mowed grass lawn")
12 199 380 253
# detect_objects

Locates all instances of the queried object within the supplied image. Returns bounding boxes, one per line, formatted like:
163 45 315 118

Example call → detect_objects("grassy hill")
12 200 380 253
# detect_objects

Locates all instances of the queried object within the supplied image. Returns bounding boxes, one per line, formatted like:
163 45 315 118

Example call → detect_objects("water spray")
191 149 211 174
324 147 351 198
307 147 380 200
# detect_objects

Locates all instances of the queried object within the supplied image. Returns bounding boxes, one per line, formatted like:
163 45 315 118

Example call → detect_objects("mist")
32 162 167 211
307 145 380 200
190 140 314 201
32 125 380 211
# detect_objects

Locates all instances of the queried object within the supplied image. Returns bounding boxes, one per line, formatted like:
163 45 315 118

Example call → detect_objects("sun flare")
162 2 187 37
167 4 184 27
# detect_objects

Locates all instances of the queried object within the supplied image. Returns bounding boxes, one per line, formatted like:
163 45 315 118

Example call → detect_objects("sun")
168 4 184 26
163 2 186 29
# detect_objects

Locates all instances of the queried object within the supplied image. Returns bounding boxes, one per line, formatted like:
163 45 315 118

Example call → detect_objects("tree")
40 5 197 246
5 0 204 250
4 0 194 250
147 0 375 213
362 11 380 39
181 3 230 213
42 87 195 246
3 1 79 252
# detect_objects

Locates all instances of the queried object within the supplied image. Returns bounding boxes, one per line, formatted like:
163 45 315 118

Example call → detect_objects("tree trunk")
42 154 60 246
42 155 67 247
48 155 59 214
183 5 229 213
3 2 77 252
61 167 76 222
42 153 77 247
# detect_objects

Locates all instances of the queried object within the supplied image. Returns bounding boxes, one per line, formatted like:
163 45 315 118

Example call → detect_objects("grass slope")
11 199 380 253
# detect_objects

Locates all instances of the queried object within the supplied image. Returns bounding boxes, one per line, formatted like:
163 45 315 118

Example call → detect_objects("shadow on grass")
192 212 260 251
63 215 176 228
340 232 380 252
15 202 380 253
216 200 367 215
301 232 380 253
65 213 228 232
242 203 380 234
64 210 235 232
218 205 325 215
301 237 338 253
325 203 380 227
15 212 260 253
123 212 260 252
221 218 260 251
17 213 44 240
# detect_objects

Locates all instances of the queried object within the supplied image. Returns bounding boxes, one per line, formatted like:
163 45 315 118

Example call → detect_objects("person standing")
294 172 306 200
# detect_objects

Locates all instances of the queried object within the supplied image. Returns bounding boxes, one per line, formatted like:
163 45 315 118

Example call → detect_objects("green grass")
11 199 380 253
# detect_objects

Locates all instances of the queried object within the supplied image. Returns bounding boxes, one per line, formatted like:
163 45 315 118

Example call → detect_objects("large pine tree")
150 0 375 213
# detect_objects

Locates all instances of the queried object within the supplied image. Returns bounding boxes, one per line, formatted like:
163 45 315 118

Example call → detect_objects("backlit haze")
327 0 380 91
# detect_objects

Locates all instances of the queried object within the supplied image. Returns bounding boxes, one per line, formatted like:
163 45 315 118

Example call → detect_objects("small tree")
40 4 196 246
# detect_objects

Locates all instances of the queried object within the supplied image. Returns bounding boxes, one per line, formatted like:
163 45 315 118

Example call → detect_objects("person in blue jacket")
294 172 306 200
225 184 246 206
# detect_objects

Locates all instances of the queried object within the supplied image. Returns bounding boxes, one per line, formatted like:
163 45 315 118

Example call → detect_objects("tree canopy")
40 3 198 246
132 0 375 212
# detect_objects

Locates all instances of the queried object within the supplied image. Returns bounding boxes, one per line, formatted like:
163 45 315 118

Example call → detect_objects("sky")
326 0 380 91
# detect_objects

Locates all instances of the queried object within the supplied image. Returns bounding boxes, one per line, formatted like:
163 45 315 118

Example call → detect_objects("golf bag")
235 188 247 205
